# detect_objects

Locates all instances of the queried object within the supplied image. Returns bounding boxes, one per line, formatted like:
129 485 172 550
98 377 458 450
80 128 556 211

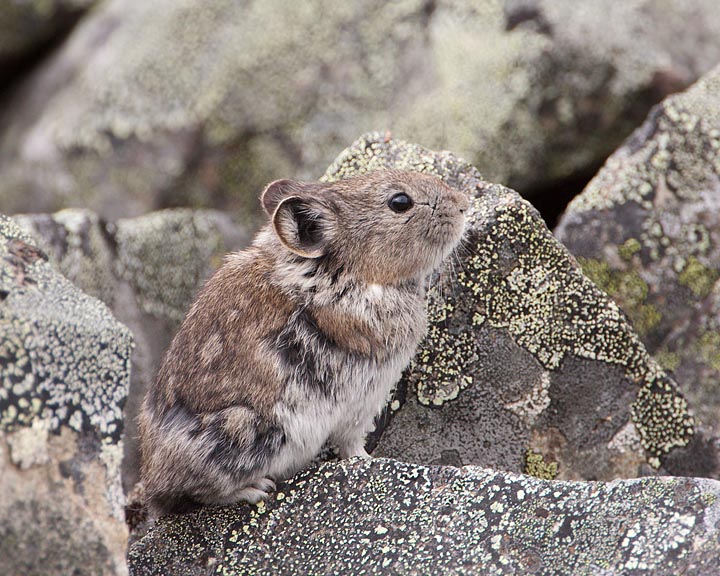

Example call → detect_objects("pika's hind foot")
227 477 277 505
251 477 276 493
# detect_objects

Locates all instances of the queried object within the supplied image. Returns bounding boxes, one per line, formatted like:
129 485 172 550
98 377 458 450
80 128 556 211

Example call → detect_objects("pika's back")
150 249 293 416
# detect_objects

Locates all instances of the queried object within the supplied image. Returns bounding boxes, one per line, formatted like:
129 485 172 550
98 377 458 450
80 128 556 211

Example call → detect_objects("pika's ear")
272 196 333 258
261 179 301 217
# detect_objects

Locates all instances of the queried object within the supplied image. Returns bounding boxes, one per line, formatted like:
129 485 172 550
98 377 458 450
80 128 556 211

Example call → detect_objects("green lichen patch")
678 256 719 299
524 450 559 480
697 331 720 372
619 237 642 261
578 257 661 336
654 348 681 372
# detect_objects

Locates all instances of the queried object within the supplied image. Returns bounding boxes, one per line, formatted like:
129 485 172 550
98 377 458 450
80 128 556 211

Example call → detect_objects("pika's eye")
388 192 414 213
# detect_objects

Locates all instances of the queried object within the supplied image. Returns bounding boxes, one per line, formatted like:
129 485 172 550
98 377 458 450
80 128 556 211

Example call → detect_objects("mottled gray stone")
13 208 250 492
0 214 132 575
0 214 130 439
2 0 720 221
127 458 720 575
323 133 709 481
556 65 720 442
13 209 116 306
114 209 249 326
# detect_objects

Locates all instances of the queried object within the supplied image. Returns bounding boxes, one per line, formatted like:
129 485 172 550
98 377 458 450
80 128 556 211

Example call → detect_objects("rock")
323 133 714 480
127 457 720 575
555 65 720 441
0 0 94 66
0 214 132 575
13 208 250 492
2 0 720 221
113 209 249 326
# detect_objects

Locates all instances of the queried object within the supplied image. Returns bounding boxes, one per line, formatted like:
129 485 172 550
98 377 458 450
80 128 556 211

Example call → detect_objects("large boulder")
2 0 720 222
13 208 250 492
0 215 133 575
323 133 715 480
555 65 720 442
127 457 720 575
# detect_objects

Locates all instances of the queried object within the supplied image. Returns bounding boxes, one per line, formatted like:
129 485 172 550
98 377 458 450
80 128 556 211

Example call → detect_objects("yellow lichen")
678 256 718 299
524 450 558 480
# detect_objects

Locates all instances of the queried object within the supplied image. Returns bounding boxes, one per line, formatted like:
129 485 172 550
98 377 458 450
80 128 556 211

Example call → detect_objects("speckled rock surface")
556 65 720 442
323 133 714 481
13 208 250 492
2 1 720 221
0 214 132 575
127 458 720 575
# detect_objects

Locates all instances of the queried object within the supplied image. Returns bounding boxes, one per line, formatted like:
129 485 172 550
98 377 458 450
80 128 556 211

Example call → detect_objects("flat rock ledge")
128 457 720 576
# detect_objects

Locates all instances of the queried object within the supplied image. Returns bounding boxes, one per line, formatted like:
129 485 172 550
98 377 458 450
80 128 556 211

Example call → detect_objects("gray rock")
3 0 720 221
0 214 132 575
0 0 94 64
555 64 720 443
323 133 712 480
127 457 720 575
13 208 250 492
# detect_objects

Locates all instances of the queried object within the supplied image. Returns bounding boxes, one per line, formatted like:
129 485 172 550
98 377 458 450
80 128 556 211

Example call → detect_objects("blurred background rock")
2 0 720 229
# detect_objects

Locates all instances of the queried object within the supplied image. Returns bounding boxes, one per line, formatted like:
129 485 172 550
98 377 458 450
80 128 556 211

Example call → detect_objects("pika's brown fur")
138 170 469 515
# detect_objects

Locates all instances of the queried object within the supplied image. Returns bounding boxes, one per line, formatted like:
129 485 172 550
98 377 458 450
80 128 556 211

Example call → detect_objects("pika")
138 169 469 515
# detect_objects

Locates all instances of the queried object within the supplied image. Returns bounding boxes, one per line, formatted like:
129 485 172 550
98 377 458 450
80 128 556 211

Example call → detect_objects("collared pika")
138 169 469 515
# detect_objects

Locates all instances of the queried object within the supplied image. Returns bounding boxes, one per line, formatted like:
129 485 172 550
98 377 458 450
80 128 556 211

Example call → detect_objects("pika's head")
261 170 469 284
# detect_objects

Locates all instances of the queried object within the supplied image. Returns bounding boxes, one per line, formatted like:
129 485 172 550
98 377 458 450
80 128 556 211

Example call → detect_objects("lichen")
0 215 132 443
128 458 720 575
524 450 559 480
697 331 720 372
324 133 695 463
619 237 642 261
578 257 661 336
6 420 50 469
13 209 116 306
632 376 694 466
413 287 477 406
678 256 718 299
557 65 720 442
654 349 681 372
114 209 236 325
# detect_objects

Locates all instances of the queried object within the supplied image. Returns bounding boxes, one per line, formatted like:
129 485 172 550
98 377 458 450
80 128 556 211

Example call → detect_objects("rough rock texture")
13 208 250 492
556 65 720 441
0 0 94 65
2 0 720 222
323 133 715 481
0 214 132 575
127 457 720 575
